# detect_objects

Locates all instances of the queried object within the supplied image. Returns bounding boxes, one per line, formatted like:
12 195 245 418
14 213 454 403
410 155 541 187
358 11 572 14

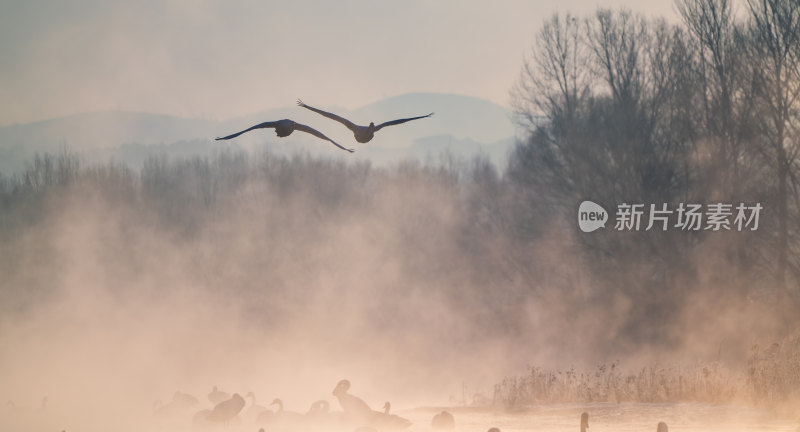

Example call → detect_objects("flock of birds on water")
145 379 676 432
215 99 434 153
152 380 425 430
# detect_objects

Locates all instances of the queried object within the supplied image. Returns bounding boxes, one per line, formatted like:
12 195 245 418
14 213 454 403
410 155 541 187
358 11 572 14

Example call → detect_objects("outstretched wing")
374 113 434 132
294 123 354 153
215 121 279 140
297 99 359 132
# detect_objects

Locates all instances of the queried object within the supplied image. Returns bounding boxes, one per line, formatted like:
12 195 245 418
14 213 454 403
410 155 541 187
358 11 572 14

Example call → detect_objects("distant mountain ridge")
0 93 517 174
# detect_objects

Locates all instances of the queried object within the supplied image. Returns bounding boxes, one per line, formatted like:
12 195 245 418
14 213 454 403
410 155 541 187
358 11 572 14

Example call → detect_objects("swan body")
193 393 245 426
192 408 212 426
297 99 433 143
154 391 198 418
245 392 269 423
306 400 330 416
305 400 344 429
208 393 245 423
373 411 412 430
208 386 230 405
431 410 455 430
372 401 411 430
269 398 305 428
332 379 373 424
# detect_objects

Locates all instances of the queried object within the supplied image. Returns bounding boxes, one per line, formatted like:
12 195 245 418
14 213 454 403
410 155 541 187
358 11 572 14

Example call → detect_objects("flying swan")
297 99 433 143
215 119 354 153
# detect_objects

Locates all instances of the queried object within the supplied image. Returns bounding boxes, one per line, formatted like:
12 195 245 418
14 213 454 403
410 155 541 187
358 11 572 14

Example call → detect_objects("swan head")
271 398 283 406
581 412 589 429
657 422 668 432
368 122 375 131
487 428 501 432
333 379 351 396
383 401 391 411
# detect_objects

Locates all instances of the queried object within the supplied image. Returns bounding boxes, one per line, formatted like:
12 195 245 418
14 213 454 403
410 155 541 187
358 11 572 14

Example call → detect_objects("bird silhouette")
431 410 455 430
305 400 342 429
208 385 230 405
193 393 245 427
207 393 245 423
192 408 212 426
305 400 330 416
174 391 199 407
332 379 373 425
372 403 411 430
245 392 269 423
215 119 354 153
154 391 199 418
297 99 433 143
270 398 305 428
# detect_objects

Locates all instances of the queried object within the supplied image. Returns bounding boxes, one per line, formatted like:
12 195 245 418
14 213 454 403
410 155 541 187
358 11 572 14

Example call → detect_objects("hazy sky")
0 0 677 126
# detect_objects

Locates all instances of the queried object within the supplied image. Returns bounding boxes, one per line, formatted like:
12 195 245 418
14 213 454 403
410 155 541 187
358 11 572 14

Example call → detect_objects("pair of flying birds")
215 99 434 153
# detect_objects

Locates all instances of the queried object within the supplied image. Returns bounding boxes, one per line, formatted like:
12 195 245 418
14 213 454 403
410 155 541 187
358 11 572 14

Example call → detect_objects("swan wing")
294 123 354 153
215 121 280 140
374 113 434 132
297 99 360 132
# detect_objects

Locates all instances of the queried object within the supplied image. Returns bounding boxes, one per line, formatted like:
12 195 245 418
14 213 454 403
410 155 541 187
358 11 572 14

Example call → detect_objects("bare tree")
676 0 759 200
586 9 648 108
512 13 591 129
747 0 800 299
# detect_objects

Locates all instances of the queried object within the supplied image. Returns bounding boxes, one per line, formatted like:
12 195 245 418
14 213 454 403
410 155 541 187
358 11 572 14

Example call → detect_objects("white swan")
245 392 269 423
269 397 305 428
208 385 230 405
207 393 245 423
431 410 455 429
332 379 373 424
372 403 411 430
297 99 433 143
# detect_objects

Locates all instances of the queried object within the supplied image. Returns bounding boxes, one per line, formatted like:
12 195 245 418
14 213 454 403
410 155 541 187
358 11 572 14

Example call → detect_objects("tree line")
510 0 800 328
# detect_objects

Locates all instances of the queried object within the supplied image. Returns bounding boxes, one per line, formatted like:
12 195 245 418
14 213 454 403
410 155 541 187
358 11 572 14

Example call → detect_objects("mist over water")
0 148 794 432
0 151 517 431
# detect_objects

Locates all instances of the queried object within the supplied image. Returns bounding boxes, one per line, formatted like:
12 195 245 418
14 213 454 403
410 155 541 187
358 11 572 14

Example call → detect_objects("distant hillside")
0 93 517 175
0 111 217 150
